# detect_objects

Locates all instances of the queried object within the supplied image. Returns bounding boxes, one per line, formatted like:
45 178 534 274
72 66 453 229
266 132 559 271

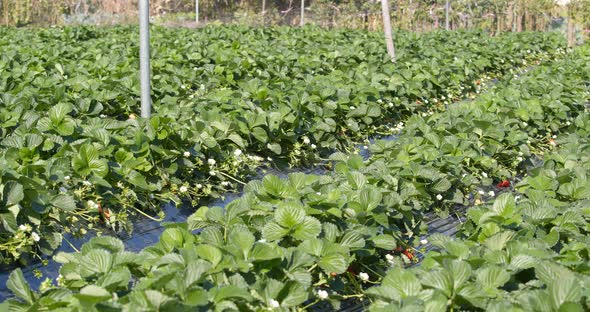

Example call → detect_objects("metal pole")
300 0 304 26
139 0 151 118
196 0 199 23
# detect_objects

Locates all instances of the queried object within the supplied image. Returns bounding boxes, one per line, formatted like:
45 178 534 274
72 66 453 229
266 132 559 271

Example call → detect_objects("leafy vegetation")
3 30 588 310
0 26 565 263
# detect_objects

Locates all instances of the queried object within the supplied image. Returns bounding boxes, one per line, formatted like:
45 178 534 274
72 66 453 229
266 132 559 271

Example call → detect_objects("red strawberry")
403 248 414 260
346 266 357 275
98 203 110 220
497 180 510 188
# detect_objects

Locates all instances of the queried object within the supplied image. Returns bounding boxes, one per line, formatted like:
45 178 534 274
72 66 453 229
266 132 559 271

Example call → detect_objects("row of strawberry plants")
367 131 590 311
3 42 587 310
0 27 564 263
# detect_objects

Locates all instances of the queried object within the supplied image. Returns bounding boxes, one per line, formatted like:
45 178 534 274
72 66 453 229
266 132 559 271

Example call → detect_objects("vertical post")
381 0 395 63
445 0 450 30
196 0 199 23
262 0 266 21
300 0 305 26
139 0 151 118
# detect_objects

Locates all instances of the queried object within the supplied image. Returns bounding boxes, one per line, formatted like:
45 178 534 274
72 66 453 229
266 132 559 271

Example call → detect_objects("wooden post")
195 0 199 23
381 0 395 63
445 0 450 30
300 0 304 26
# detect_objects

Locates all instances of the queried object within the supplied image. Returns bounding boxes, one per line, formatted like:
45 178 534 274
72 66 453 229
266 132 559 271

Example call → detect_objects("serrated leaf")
7 269 34 304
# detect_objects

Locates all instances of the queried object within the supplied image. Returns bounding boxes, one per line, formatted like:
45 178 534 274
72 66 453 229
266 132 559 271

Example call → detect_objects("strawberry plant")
2 35 587 310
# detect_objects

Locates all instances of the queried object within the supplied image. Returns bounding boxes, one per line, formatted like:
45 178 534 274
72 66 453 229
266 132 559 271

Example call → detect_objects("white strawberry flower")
488 191 495 197
268 299 280 308
359 272 369 282
552 135 557 139
64 175 71 181
183 151 190 157
179 186 188 193
311 144 317 149
478 190 485 195
388 103 394 108
87 200 99 209
482 172 488 178
566 121 571 126
221 181 230 187
317 289 329 300
349 106 355 110
234 149 242 157
363 145 369 150
436 194 443 201
196 184 203 189
19 224 27 231
420 239 428 245
82 180 92 186
207 159 216 166
209 170 216 176
302 136 310 145
385 254 395 263
31 232 40 242
516 156 523 162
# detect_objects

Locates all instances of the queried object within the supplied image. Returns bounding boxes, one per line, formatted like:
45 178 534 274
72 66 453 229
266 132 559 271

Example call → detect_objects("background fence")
0 0 588 35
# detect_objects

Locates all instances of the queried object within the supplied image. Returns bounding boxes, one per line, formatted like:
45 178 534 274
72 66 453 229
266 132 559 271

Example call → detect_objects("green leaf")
7 269 34 304
80 249 113 277
267 143 282 154
280 282 308 307
371 234 397 250
262 222 289 241
339 231 365 249
292 217 322 241
48 103 72 124
212 285 252 303
422 270 453 297
160 228 186 252
275 204 306 228
491 193 515 217
476 266 510 290
51 194 76 211
185 260 212 288
382 268 422 299
229 227 255 259
2 181 24 206
446 260 472 291
347 172 367 189
195 244 223 267
431 178 452 193
549 274 582 309
318 253 348 274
